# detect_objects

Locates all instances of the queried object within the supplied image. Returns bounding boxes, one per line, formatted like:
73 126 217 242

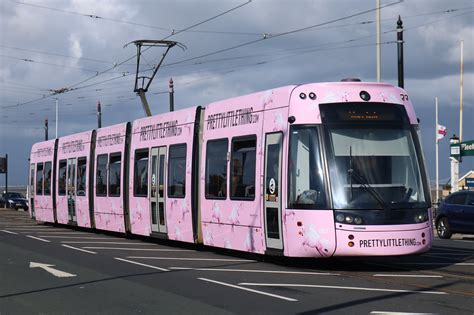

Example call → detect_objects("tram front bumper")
334 224 432 256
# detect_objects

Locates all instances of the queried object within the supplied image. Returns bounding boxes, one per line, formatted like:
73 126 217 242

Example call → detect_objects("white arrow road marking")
29 262 77 278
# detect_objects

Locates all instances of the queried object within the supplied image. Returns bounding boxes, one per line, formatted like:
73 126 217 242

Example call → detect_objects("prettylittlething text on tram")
28 79 433 258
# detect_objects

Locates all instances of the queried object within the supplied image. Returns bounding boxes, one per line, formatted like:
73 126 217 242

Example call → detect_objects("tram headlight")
414 212 428 223
354 217 363 225
345 216 354 224
336 214 345 223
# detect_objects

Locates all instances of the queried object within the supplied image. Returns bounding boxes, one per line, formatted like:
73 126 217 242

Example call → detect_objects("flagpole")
459 40 464 142
435 97 439 203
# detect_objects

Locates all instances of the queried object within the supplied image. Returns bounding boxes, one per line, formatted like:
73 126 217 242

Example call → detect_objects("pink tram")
28 80 433 257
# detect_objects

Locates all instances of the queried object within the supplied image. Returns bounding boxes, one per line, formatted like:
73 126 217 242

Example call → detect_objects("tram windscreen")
321 103 428 210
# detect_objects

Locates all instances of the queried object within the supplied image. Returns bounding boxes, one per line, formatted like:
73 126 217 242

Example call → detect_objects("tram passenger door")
150 147 167 234
67 158 77 223
264 133 283 250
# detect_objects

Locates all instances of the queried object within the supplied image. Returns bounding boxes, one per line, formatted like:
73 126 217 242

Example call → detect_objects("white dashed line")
373 274 443 278
128 256 255 262
169 267 339 276
199 278 297 302
1 230 18 235
26 235 50 242
238 283 448 295
83 247 190 251
114 258 169 271
62 244 97 254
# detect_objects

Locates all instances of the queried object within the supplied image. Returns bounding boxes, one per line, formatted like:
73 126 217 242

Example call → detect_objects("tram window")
134 149 149 197
168 144 186 198
96 154 108 196
77 157 87 197
44 162 52 196
36 163 44 195
205 139 228 199
58 160 67 195
109 153 121 197
230 136 256 200
288 126 326 209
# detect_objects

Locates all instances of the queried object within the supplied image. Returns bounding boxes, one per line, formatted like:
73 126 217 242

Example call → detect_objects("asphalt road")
1 208 473 315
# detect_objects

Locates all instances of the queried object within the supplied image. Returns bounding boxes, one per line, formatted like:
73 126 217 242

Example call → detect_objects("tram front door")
264 133 283 250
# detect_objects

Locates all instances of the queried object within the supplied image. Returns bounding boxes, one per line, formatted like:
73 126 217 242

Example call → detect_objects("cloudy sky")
0 0 473 187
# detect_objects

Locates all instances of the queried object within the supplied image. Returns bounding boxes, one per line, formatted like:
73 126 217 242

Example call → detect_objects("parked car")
436 190 474 239
0 192 29 211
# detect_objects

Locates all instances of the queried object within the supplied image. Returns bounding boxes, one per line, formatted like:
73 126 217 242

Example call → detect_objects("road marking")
370 312 437 314
83 247 190 251
26 235 50 242
454 239 474 243
62 241 156 245
238 283 448 295
198 277 297 302
373 274 443 278
170 267 339 276
30 262 76 278
396 262 474 266
62 244 97 254
114 258 169 271
1 230 18 235
31 232 89 234
36 236 112 239
128 256 255 262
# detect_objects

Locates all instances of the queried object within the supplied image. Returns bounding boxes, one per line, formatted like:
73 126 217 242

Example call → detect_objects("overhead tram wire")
5 1 466 110
160 0 403 68
2 5 469 67
10 0 259 37
2 0 253 109
67 0 399 94
58 1 253 93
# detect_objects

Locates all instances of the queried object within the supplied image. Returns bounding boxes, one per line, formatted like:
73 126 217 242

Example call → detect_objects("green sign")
461 140 474 156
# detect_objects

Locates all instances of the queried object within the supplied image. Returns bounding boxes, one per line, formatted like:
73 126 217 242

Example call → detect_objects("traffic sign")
460 140 474 156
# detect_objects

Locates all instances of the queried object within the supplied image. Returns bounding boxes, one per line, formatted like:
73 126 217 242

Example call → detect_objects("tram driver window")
134 149 149 197
288 126 326 209
230 136 256 200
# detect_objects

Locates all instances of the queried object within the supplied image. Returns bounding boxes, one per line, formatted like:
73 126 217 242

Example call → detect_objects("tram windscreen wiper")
347 165 389 210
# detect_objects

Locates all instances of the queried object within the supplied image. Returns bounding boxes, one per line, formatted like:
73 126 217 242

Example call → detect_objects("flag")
437 124 447 141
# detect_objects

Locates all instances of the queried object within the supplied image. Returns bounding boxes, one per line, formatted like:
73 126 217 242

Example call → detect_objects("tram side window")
58 160 67 195
288 126 326 209
36 163 44 195
44 162 52 196
230 136 256 200
205 139 228 199
77 157 87 196
168 144 186 198
109 153 121 197
96 154 108 196
134 149 149 197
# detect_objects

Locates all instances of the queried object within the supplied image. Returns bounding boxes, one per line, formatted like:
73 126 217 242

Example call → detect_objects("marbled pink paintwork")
29 81 430 258
129 107 198 241
29 139 56 223
94 123 128 233
56 131 93 227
